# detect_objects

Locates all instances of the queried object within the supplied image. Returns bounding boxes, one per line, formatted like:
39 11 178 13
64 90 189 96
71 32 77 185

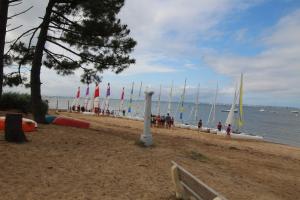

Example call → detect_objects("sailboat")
93 83 100 113
167 81 173 115
133 82 144 121
84 85 90 111
157 84 162 116
103 82 111 114
82 85 96 115
225 83 239 128
71 87 81 112
200 83 218 133
118 87 125 116
217 74 263 140
187 84 201 130
134 82 144 117
127 82 142 120
175 79 191 128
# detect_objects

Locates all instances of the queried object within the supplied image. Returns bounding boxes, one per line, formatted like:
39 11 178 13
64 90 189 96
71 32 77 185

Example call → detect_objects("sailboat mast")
213 82 218 123
167 81 173 115
180 79 187 122
194 84 200 122
138 82 143 98
207 82 218 127
157 84 162 115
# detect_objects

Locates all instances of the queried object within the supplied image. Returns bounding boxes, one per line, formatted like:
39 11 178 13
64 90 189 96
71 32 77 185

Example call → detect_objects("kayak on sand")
0 116 37 132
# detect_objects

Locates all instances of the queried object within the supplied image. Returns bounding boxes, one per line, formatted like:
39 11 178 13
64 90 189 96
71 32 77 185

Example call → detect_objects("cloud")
120 54 178 76
119 0 264 70
203 9 300 99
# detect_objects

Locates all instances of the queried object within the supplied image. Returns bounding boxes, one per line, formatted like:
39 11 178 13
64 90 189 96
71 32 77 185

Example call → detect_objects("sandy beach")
0 111 299 200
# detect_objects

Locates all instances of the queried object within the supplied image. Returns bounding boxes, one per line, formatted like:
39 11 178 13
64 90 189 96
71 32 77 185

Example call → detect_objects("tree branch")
44 48 76 62
8 0 22 3
5 26 39 55
8 6 33 19
52 10 80 26
46 39 88 60
8 1 23 7
6 25 23 32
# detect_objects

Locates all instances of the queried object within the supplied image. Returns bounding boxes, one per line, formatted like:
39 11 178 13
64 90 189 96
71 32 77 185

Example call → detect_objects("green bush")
0 92 48 114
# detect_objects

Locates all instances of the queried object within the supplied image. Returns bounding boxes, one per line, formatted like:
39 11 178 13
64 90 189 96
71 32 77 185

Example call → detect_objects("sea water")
45 97 300 147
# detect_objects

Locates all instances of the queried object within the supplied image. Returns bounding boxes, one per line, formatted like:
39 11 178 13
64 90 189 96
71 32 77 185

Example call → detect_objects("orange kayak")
53 116 90 129
0 117 37 132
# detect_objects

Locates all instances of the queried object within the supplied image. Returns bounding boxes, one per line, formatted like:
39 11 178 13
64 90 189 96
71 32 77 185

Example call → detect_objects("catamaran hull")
216 131 263 140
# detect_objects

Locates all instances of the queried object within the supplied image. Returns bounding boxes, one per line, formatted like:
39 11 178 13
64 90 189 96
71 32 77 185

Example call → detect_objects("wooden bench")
171 161 227 200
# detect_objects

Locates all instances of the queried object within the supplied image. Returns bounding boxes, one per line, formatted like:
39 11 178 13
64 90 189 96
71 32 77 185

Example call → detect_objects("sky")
4 0 300 107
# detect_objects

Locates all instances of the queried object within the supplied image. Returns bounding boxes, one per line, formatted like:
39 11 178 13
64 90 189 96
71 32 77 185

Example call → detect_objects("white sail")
135 82 143 116
225 84 238 126
167 81 173 115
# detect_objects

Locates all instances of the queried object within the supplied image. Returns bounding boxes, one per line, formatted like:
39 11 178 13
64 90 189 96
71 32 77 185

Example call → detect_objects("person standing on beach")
198 119 203 131
217 121 222 131
226 124 231 136
166 113 171 129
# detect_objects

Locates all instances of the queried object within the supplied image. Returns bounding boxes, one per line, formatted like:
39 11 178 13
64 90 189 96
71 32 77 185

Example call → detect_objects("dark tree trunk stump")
5 113 28 143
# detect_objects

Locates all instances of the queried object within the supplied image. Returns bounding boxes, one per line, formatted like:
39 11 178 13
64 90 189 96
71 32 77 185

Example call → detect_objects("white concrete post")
140 91 154 146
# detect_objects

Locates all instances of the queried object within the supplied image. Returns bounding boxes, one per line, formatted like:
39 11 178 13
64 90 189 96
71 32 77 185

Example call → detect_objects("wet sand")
0 111 299 200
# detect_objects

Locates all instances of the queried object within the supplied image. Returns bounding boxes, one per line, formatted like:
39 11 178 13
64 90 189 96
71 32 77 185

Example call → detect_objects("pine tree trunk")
30 0 54 123
0 0 9 99
5 113 28 143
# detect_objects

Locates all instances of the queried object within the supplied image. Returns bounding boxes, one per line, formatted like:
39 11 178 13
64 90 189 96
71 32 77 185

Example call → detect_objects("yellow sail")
238 73 244 127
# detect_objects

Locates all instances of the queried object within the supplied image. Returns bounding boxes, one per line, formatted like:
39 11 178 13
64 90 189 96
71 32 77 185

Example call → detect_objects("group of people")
198 119 232 135
151 113 174 128
71 105 115 116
